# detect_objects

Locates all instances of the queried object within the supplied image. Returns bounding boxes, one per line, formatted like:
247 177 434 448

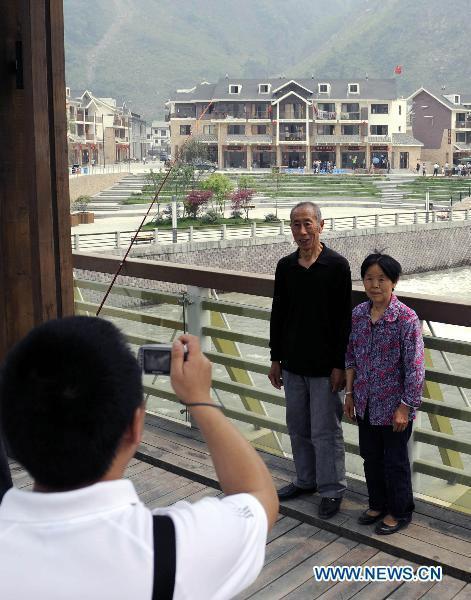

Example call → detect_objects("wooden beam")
0 0 73 359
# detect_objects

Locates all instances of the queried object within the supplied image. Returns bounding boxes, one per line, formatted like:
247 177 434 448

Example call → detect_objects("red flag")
394 65 403 75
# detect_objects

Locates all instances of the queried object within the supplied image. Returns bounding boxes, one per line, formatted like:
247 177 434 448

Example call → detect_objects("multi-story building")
66 88 132 165
130 112 148 160
166 78 422 170
408 87 471 165
146 120 170 156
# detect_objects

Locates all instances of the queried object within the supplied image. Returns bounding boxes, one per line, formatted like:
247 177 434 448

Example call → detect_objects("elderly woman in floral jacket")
344 253 425 535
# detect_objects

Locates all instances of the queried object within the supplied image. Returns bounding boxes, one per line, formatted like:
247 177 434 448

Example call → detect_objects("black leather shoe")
358 509 387 525
318 497 342 519
374 518 411 535
277 483 317 500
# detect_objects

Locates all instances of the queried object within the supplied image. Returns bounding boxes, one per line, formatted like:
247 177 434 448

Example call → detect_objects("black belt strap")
152 515 176 600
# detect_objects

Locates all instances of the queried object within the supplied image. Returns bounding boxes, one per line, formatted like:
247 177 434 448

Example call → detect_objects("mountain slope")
64 0 471 118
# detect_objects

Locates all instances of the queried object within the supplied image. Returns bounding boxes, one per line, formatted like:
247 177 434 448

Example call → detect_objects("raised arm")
171 335 279 528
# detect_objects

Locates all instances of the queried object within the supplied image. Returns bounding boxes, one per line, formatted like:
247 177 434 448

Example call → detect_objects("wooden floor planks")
5 417 471 599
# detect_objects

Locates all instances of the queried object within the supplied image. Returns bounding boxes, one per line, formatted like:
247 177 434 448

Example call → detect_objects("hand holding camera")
170 335 213 406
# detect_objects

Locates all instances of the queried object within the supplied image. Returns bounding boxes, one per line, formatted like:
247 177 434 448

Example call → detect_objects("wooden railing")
73 253 471 511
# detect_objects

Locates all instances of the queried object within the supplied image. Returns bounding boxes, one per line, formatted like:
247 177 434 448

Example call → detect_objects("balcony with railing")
455 120 471 129
278 106 306 120
340 112 361 120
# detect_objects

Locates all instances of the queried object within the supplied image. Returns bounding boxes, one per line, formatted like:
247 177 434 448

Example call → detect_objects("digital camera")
137 343 187 375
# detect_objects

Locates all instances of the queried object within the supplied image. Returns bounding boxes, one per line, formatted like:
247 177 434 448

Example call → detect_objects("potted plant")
71 195 94 224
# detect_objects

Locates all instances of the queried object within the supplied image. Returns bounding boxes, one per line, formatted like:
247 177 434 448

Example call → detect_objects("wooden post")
0 0 74 360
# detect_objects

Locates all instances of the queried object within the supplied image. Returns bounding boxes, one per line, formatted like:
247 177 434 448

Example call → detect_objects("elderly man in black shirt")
269 202 352 519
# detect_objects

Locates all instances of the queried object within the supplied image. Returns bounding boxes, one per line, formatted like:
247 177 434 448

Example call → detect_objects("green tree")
201 173 233 215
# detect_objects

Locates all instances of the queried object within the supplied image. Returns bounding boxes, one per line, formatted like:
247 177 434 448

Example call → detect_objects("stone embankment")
69 174 126 202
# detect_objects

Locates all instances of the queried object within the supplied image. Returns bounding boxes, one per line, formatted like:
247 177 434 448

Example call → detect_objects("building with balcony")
146 120 170 156
166 78 422 170
130 112 148 160
408 87 471 166
66 88 132 165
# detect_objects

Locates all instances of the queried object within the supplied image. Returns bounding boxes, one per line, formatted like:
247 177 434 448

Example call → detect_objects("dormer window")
229 84 241 94
318 83 330 94
454 95 461 105
259 83 270 94
348 83 359 94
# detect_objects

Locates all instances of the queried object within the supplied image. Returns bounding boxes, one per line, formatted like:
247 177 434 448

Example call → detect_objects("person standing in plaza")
268 202 352 519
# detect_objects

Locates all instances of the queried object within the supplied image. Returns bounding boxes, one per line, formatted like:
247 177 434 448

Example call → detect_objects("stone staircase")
374 174 421 208
88 175 151 213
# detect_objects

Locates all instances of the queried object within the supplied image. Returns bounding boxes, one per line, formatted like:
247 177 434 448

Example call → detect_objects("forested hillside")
64 0 470 118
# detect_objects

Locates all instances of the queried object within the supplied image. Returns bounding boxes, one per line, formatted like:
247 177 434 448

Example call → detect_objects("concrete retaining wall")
74 220 471 304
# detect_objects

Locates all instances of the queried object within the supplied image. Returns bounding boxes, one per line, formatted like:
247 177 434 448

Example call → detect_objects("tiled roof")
171 78 398 102
391 133 423 146
454 143 471 151
225 135 273 144
315 135 362 144
191 134 218 143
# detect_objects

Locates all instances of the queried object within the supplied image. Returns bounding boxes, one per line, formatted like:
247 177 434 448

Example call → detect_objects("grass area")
397 177 471 201
121 173 383 206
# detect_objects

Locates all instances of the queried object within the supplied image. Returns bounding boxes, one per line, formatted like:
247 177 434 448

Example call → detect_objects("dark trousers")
357 407 414 520
0 436 12 503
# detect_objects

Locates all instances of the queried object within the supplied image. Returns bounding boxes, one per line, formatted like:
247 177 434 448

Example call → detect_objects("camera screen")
143 349 171 374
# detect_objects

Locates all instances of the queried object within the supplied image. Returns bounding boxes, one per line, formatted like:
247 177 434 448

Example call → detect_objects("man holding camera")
0 317 278 599
269 201 351 519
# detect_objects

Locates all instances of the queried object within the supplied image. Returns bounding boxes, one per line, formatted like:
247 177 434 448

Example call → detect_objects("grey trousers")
283 370 346 498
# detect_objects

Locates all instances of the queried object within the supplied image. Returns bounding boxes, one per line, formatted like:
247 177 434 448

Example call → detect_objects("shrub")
230 209 242 219
230 189 256 220
264 213 280 222
71 195 91 213
200 209 220 225
184 189 213 219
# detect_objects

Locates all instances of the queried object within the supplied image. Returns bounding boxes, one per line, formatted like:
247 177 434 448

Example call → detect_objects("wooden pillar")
0 0 74 360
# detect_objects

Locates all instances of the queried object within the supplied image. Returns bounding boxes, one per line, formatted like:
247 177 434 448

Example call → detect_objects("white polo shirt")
0 479 267 600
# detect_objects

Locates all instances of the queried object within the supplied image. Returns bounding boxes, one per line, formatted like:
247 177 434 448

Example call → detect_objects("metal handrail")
70 209 471 251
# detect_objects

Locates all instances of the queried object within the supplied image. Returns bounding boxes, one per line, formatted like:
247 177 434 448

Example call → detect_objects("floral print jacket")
345 295 425 425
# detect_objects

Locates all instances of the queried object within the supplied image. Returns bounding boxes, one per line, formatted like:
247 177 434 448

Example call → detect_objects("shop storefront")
371 145 389 169
341 146 366 169
224 146 247 168
311 145 336 170
252 146 275 168
281 147 306 168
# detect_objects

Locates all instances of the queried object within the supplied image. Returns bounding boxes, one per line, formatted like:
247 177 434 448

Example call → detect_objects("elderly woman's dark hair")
360 252 402 283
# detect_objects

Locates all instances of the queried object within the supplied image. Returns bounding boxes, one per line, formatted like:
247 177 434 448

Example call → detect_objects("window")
254 124 267 134
398 104 402 115
342 125 359 135
316 124 335 135
371 104 389 114
227 124 245 135
180 125 191 135
348 83 359 94
454 95 461 105
160 130 167 136
259 83 270 94
229 84 241 94
203 125 216 135
318 83 330 94
398 126 402 132
370 125 388 135
456 132 466 142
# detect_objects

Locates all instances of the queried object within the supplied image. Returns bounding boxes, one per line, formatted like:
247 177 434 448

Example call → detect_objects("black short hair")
0 317 143 489
360 252 402 283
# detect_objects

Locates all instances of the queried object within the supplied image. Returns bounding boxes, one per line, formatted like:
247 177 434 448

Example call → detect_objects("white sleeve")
153 493 268 600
